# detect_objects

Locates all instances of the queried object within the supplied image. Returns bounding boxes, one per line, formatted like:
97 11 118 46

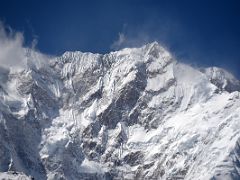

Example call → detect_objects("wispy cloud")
111 33 126 50
109 18 180 51
110 31 152 50
0 21 27 70
0 21 50 71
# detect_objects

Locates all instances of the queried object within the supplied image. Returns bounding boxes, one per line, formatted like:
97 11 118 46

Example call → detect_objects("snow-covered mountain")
0 42 240 180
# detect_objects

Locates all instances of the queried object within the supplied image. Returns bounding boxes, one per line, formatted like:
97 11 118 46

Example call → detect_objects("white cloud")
0 22 28 70
0 21 51 72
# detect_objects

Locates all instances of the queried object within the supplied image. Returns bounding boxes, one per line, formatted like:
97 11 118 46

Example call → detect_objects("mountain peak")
0 43 240 180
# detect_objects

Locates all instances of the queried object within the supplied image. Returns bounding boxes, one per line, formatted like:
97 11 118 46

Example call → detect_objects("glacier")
0 42 240 179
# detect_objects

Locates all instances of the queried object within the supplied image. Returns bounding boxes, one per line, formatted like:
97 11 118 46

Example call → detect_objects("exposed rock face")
0 42 240 179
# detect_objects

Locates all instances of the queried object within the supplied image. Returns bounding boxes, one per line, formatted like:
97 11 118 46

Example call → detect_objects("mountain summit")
0 42 240 180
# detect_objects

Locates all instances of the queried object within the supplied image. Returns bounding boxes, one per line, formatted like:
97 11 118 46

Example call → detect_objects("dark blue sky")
0 0 240 78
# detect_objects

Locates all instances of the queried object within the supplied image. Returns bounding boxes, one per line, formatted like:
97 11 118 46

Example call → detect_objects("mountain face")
0 42 240 180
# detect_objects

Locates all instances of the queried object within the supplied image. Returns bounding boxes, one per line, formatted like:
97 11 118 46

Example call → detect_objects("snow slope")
0 42 240 179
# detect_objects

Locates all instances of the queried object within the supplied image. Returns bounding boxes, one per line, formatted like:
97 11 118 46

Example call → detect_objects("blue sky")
0 0 240 77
